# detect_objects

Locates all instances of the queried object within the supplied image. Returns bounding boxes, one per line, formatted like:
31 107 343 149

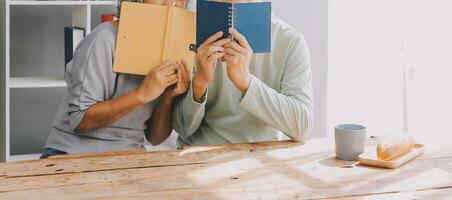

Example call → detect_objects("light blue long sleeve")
172 17 313 146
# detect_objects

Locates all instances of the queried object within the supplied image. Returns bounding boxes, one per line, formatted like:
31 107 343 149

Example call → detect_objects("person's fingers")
166 74 178 83
223 54 234 62
166 78 178 87
204 46 225 57
177 69 187 92
181 59 191 82
207 52 225 62
176 62 184 85
229 28 251 50
180 59 188 71
181 59 188 67
199 38 230 65
210 38 231 48
162 64 178 76
225 47 240 57
199 31 224 50
224 41 247 54
177 61 187 84
157 60 174 70
206 52 225 66
173 72 182 92
198 38 229 60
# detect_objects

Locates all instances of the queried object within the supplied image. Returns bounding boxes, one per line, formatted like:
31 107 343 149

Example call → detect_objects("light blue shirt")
172 17 314 146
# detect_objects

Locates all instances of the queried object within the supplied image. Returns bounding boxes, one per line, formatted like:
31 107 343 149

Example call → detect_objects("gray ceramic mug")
335 124 367 161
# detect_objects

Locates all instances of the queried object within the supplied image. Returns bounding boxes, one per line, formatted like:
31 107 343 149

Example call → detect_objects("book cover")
113 2 196 76
196 0 271 53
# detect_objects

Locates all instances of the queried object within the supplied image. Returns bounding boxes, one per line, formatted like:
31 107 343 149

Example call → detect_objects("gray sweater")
45 23 158 154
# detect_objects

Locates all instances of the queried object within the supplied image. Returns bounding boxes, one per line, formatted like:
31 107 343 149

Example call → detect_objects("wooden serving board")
358 143 425 169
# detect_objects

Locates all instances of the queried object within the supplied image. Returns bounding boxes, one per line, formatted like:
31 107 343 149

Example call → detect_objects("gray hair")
115 0 192 19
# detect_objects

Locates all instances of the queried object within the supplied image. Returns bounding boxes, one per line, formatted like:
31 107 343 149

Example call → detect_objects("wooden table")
0 136 451 200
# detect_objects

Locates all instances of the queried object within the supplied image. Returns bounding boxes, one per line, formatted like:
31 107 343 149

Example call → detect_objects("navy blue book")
196 0 271 53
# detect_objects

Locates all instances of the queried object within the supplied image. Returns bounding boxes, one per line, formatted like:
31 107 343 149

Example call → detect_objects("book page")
113 2 169 75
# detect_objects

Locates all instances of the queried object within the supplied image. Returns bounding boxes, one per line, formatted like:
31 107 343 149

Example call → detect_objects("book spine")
162 6 173 62
228 4 236 40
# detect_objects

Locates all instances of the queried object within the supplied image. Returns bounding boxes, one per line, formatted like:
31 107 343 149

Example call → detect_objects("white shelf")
90 1 114 5
9 153 41 162
9 77 67 88
1 0 116 162
7 0 114 6
9 1 89 5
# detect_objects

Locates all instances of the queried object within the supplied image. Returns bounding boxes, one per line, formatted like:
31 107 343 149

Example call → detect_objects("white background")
328 0 452 138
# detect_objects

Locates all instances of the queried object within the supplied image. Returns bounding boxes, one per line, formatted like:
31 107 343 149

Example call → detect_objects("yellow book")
113 2 196 76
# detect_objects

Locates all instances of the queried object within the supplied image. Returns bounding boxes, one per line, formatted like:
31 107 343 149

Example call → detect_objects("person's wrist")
160 93 175 105
132 88 149 106
235 73 252 93
193 74 209 88
192 75 209 103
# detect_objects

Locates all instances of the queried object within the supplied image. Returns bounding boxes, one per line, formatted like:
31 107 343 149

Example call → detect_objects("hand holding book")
192 31 230 102
192 0 271 96
193 27 254 100
135 60 179 104
114 0 271 98
223 28 253 93
162 60 191 100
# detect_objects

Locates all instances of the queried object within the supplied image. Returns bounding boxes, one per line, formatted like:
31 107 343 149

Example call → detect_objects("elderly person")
40 0 192 158
172 0 313 146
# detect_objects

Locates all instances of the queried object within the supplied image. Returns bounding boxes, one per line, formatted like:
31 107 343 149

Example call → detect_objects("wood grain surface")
0 136 450 200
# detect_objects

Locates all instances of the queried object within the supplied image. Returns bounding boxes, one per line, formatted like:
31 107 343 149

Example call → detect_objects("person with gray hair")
41 0 192 158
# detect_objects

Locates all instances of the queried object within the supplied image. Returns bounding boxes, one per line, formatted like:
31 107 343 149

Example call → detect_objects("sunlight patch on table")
379 168 452 191
213 173 306 199
293 161 382 187
265 139 334 160
188 158 263 185
179 146 223 156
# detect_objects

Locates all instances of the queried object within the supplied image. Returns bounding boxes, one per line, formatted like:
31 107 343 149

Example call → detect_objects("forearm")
240 76 313 141
146 96 174 146
171 82 207 138
239 34 314 141
75 89 145 133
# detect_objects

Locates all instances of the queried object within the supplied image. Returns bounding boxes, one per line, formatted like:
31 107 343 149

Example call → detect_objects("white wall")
328 0 452 137
328 0 407 136
273 0 329 138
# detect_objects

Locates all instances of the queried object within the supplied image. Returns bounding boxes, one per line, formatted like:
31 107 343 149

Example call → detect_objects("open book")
113 2 196 76
196 0 272 53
